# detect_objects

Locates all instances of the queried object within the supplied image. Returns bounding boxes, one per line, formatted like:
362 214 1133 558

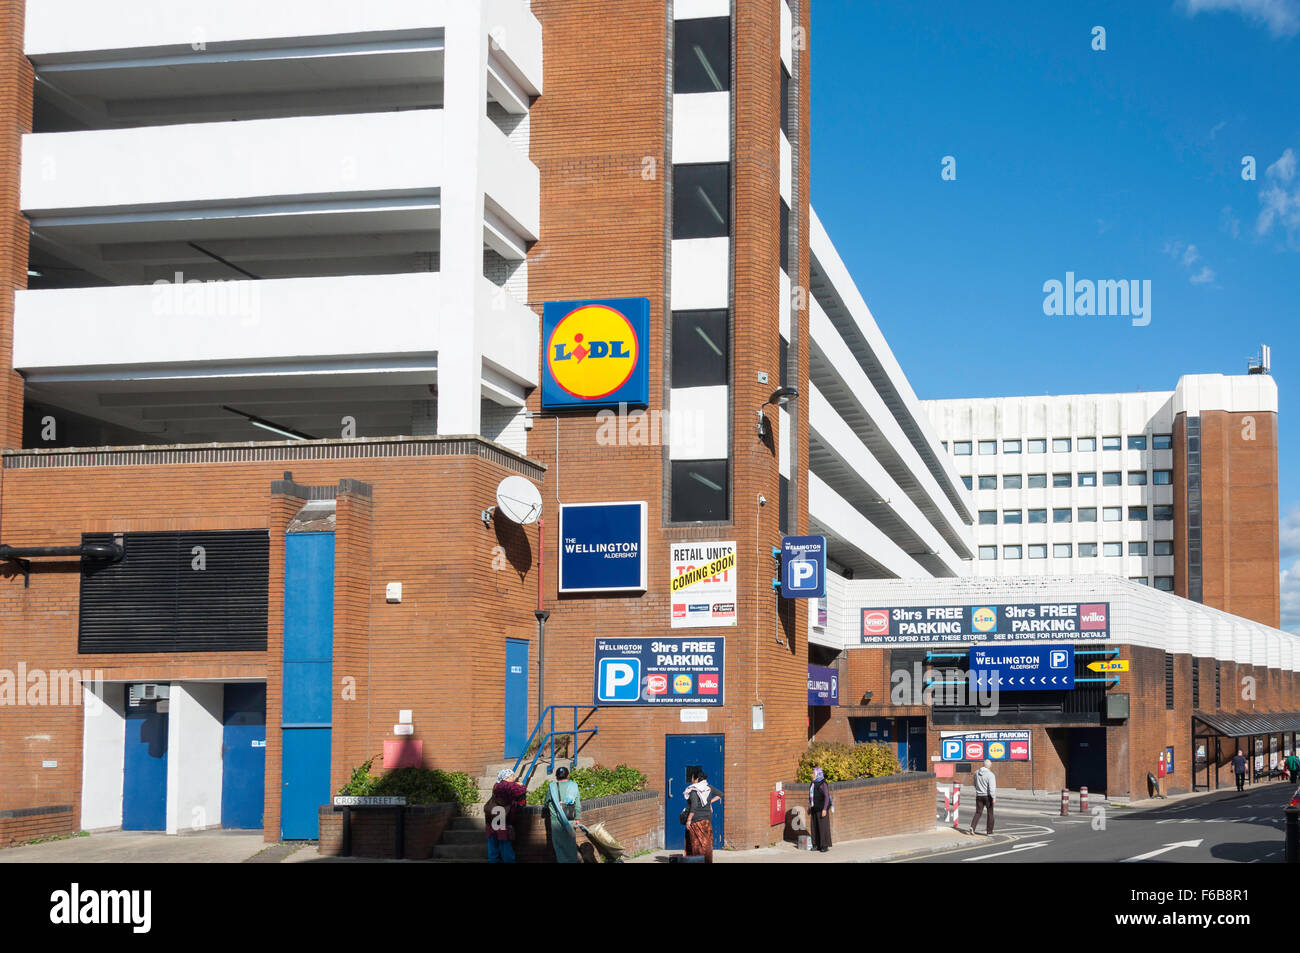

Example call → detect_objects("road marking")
961 841 1051 862
1120 839 1204 863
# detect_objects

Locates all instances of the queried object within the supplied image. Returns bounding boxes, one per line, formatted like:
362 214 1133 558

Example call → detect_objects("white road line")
1120 839 1204 863
961 841 1052 862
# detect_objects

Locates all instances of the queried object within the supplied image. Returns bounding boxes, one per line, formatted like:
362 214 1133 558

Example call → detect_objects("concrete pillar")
164 682 224 835
80 681 126 831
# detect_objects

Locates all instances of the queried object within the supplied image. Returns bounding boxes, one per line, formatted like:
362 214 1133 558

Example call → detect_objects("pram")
575 822 626 863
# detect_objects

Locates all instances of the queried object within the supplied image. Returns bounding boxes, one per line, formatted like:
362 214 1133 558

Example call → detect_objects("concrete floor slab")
0 830 269 864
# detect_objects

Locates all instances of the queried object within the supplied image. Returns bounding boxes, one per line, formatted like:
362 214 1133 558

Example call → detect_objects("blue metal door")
221 682 266 830
123 693 168 831
664 734 724 851
906 719 927 772
280 532 334 840
504 639 529 758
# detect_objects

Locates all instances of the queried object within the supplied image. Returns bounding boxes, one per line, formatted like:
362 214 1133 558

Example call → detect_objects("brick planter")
318 803 458 859
780 772 934 844
0 805 75 848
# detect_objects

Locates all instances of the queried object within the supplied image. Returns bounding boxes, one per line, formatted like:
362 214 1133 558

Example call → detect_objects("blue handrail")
512 705 599 787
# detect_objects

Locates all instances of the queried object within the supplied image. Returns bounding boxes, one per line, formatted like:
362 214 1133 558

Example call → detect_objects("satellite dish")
495 476 542 525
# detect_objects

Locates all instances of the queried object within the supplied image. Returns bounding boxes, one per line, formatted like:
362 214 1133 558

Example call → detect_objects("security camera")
759 495 767 506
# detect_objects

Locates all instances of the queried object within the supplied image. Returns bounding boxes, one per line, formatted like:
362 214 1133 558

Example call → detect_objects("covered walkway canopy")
1192 711 1300 790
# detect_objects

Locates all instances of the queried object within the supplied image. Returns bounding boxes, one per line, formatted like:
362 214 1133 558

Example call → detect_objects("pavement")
0 829 269 864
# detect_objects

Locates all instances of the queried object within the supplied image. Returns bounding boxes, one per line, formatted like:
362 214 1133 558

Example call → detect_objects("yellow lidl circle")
972 607 997 633
546 305 639 401
988 742 1006 759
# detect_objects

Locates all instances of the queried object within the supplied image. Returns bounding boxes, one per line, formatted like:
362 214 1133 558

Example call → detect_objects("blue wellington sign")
558 502 648 593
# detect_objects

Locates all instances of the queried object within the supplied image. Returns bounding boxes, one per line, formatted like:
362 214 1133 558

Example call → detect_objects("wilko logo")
964 742 984 760
647 674 668 695
698 674 719 695
673 674 693 694
542 298 649 408
863 610 889 637
1079 604 1109 630
672 604 686 619
1010 741 1030 760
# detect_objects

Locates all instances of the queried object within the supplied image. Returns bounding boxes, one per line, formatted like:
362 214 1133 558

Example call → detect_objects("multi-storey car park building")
0 0 977 849
923 374 1281 628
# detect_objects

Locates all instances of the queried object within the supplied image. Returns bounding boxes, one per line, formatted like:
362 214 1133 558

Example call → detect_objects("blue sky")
811 0 1300 631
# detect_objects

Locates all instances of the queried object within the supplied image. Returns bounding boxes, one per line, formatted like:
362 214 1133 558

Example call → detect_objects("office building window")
1129 542 1148 556
1103 507 1122 522
1029 544 1047 559
1052 438 1072 452
961 476 972 490
978 510 997 525
978 475 997 490
1155 576 1174 592
1128 471 1147 486
780 63 791 138
1079 543 1098 557
1003 510 1023 524
1129 506 1148 521
1103 471 1121 486
671 460 728 522
673 164 730 238
1028 439 1046 454
1153 434 1173 450
1004 474 1023 489
1004 545 1022 560
979 546 997 560
1053 543 1073 558
672 310 728 387
954 441 972 456
1003 439 1022 454
779 334 788 389
978 440 997 455
779 199 790 274
674 17 731 93
1131 576 1149 585
1078 437 1097 451
1078 472 1097 487
1053 508 1072 523
1154 505 1174 521
1103 542 1123 556
1154 540 1173 556
1028 474 1047 488
941 441 948 450
1078 507 1097 522
1050 473 1069 487
1028 509 1047 524
1103 436 1121 451
1153 470 1172 485
1129 435 1148 450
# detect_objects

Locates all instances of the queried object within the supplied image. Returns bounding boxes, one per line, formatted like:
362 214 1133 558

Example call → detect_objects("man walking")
1232 749 1248 791
1286 752 1299 785
968 759 996 836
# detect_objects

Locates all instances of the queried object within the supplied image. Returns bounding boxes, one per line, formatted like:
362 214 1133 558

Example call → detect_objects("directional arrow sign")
1120 839 1204 863
962 841 1052 862
970 645 1075 692
1088 660 1129 672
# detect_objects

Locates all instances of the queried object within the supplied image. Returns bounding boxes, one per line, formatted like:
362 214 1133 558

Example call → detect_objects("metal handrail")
512 705 598 787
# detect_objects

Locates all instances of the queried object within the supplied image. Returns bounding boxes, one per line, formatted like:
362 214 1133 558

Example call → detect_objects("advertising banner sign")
969 644 1075 691
669 541 737 628
940 730 1032 762
860 603 1110 645
594 637 724 706
542 297 649 409
558 502 647 593
807 665 839 706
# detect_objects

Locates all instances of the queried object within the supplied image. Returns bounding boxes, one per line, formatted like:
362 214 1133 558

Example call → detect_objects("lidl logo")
673 674 693 694
971 607 997 634
542 298 649 409
988 742 1006 760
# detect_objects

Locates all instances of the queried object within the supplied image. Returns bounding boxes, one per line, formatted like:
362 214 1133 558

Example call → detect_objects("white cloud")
1221 205 1242 238
1282 562 1300 634
1162 240 1219 286
1189 265 1216 284
1282 504 1300 559
1182 0 1300 36
1257 148 1300 247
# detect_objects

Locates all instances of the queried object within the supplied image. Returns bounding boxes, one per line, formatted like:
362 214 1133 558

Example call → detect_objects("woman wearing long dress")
545 766 582 863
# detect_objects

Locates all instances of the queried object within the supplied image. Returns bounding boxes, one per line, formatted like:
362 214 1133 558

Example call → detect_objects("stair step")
448 816 483 831
433 843 486 860
441 829 484 845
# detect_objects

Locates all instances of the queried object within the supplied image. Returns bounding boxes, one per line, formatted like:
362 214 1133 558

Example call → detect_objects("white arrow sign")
961 841 1052 862
1120 839 1204 863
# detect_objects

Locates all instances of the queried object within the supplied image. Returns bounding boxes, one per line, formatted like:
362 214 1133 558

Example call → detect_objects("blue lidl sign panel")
558 502 647 593
542 297 650 409
781 535 826 598
969 644 1075 691
594 637 724 706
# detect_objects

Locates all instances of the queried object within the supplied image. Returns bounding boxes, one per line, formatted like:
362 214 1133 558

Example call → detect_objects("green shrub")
796 741 901 783
525 763 648 805
338 756 479 806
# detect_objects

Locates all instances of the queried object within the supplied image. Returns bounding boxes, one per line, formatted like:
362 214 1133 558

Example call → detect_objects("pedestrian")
808 767 833 853
485 768 527 863
545 766 582 863
1232 749 1248 791
1286 752 1299 785
968 759 996 836
684 768 721 863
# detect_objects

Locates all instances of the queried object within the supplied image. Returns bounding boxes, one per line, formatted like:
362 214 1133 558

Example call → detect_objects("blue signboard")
860 602 1110 645
807 665 839 706
969 644 1075 691
781 535 826 598
594 637 724 706
941 730 1032 762
542 297 650 410
558 502 647 593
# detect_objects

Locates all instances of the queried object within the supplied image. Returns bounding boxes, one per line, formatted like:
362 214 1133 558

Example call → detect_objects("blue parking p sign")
597 657 640 702
781 535 826 598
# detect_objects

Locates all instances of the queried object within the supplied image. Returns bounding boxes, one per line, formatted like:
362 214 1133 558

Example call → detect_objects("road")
906 782 1293 863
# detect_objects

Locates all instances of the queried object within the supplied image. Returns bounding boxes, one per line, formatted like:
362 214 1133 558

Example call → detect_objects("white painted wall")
165 682 225 835
668 385 728 460
674 0 730 20
80 682 126 831
671 238 728 310
672 93 730 165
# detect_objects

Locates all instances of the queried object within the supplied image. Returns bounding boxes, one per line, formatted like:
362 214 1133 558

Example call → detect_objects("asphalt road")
906 782 1294 863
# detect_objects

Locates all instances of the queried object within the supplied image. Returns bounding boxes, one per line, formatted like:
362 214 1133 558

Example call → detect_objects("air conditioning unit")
129 683 171 705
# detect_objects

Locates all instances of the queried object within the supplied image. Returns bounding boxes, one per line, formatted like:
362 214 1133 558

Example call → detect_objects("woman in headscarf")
684 768 721 862
809 767 833 853
484 768 527 863
545 766 582 863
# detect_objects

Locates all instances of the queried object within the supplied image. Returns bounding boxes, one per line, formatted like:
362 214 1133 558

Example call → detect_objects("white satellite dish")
494 476 543 525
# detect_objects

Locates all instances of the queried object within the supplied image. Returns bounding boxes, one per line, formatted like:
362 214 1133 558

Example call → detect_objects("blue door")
280 532 334 840
906 718 927 772
123 692 168 831
664 734 724 851
505 639 529 759
222 683 266 830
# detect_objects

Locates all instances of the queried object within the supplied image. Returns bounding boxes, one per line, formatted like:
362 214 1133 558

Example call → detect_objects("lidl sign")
542 297 649 409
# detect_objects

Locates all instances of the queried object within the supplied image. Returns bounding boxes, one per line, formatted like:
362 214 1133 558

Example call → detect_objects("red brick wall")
0 806 75 848
318 803 457 860
783 772 934 842
0 0 31 450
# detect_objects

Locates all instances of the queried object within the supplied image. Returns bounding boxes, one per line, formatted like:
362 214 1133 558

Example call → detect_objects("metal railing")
512 705 598 787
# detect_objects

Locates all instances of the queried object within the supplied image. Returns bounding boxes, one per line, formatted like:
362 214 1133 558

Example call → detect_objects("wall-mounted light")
757 386 799 437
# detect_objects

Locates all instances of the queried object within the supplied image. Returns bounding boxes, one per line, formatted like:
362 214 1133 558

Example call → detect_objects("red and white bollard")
1079 786 1089 814
951 782 962 829
1060 788 1069 816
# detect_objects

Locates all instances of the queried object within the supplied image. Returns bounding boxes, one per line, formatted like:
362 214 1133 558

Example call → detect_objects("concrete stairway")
432 816 488 862
463 756 595 816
